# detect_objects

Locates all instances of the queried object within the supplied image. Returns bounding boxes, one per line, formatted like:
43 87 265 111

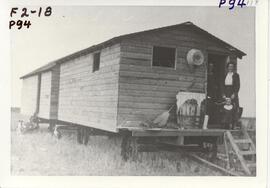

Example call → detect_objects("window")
93 52 100 72
152 46 176 68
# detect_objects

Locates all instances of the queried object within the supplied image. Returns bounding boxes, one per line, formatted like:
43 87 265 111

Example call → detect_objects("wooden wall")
21 75 38 116
117 26 232 126
22 65 60 120
39 71 52 119
50 65 60 119
58 44 121 132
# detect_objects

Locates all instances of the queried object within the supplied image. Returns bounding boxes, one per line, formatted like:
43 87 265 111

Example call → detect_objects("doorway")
207 53 227 125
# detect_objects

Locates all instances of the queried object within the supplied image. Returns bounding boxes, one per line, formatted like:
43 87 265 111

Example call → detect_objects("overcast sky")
11 6 255 117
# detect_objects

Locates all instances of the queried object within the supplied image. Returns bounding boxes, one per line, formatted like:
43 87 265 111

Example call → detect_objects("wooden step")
239 150 256 156
234 139 252 144
246 163 256 169
226 130 256 175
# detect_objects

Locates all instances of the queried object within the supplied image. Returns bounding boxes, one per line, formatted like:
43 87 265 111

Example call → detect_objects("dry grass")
11 111 222 176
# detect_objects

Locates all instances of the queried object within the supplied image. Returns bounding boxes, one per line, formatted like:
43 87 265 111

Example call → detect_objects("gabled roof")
20 21 246 79
20 62 56 79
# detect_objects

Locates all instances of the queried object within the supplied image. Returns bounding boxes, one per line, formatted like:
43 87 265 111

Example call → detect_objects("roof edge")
20 21 246 79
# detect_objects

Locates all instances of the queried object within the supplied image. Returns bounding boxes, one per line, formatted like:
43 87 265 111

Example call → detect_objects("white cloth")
176 91 205 116
225 72 233 86
224 104 233 110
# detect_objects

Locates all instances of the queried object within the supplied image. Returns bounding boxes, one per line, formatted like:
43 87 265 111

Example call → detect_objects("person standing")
221 62 240 129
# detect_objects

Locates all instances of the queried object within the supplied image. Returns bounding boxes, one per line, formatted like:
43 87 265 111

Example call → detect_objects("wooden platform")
119 127 226 137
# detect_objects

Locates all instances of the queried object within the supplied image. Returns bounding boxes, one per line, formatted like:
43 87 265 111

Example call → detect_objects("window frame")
151 46 177 69
92 51 101 72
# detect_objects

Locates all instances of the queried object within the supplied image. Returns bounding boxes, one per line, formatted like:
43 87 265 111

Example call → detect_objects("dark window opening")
152 46 176 68
93 52 100 72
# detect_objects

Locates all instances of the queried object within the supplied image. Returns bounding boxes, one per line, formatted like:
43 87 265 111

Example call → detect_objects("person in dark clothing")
221 62 240 129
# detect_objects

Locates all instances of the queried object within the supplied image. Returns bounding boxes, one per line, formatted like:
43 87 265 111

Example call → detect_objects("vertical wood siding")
117 27 232 126
50 65 60 119
39 71 52 119
58 44 121 132
21 75 38 116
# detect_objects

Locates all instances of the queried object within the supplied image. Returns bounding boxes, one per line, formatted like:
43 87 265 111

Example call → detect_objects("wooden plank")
58 106 117 114
119 101 172 110
60 89 118 97
119 64 205 77
246 163 256 168
119 76 205 87
119 70 204 81
36 74 41 114
242 126 256 152
223 133 230 169
121 45 152 54
121 51 152 60
188 153 239 176
119 82 204 92
21 75 39 116
119 95 176 104
118 107 171 116
60 82 118 92
39 71 52 119
60 77 118 86
239 150 256 156
226 131 252 175
130 129 225 137
61 64 119 77
117 114 157 123
60 69 119 81
50 65 60 120
57 117 118 133
234 139 252 144
58 109 117 120
121 57 151 66
119 89 180 98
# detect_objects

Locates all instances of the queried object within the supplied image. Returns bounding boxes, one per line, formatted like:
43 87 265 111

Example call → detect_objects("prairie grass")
11 111 222 176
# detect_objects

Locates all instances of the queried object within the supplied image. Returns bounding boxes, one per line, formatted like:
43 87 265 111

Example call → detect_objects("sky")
11 6 255 117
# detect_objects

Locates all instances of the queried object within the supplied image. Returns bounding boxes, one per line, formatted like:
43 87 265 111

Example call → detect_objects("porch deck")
119 126 226 137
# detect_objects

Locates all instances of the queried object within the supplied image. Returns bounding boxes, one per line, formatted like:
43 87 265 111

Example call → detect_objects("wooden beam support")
130 129 225 137
188 153 240 176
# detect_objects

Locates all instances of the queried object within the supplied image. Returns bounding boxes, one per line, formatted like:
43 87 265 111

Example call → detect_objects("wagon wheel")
77 127 83 144
48 122 56 132
209 141 218 161
82 127 90 145
121 136 139 161
77 127 91 145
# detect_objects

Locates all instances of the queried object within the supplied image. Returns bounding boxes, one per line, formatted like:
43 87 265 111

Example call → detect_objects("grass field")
10 111 225 176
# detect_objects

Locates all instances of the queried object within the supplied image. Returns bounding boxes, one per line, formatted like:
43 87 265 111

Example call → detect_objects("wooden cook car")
20 22 246 161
